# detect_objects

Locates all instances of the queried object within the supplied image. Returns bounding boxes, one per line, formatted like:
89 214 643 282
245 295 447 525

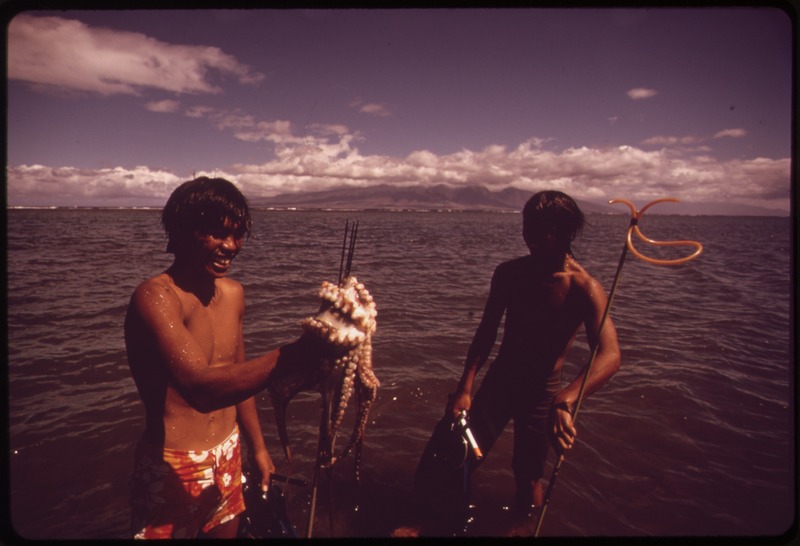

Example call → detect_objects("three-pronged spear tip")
337 219 359 284
337 220 349 283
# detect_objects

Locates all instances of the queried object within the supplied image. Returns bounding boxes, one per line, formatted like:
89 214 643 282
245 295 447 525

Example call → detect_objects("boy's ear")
166 229 194 254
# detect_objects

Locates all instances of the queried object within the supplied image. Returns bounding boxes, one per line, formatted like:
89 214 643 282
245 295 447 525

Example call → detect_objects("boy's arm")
451 266 507 416
234 303 275 492
237 397 274 491
552 274 621 450
127 279 321 413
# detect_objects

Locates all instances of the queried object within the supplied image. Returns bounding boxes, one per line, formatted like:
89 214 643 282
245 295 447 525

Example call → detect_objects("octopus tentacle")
267 276 380 481
336 378 377 465
353 383 378 483
332 354 358 432
268 275 379 481
266 362 321 469
333 334 379 482
356 340 380 390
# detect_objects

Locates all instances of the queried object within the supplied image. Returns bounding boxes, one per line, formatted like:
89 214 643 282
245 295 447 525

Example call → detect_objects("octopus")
266 275 379 483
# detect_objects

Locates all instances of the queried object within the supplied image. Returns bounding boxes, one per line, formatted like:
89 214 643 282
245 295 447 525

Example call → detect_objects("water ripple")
6 210 792 538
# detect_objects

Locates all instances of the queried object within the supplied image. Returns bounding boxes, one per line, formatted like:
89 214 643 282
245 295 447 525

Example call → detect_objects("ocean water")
5 208 794 539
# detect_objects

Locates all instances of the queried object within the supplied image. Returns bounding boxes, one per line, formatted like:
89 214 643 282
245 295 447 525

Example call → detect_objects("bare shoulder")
217 277 245 305
124 275 184 357
565 257 604 296
132 273 176 301
495 255 532 278
218 276 244 296
214 278 246 324
128 274 182 320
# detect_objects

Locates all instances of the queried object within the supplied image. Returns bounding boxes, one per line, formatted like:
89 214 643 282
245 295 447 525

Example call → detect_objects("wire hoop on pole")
533 198 703 537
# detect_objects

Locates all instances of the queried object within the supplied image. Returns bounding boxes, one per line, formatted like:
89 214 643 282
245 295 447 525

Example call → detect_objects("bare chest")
513 274 572 308
182 296 241 366
507 275 581 332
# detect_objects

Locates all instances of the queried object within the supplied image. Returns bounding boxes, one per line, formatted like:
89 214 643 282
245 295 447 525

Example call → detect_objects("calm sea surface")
6 208 795 539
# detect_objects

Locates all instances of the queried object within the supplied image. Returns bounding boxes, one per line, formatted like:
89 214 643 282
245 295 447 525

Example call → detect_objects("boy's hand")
300 330 348 360
551 402 577 453
252 449 276 494
449 390 472 419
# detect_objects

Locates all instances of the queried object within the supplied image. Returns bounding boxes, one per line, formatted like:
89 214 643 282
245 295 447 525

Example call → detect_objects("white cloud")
349 98 393 117
359 103 393 117
7 138 790 211
642 127 749 151
5 78 789 212
713 128 747 139
145 99 181 113
6 164 182 204
642 135 703 146
185 105 216 118
7 14 264 96
176 104 362 151
627 87 659 100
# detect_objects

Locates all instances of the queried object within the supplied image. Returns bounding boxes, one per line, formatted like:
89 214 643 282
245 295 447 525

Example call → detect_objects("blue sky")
5 8 794 212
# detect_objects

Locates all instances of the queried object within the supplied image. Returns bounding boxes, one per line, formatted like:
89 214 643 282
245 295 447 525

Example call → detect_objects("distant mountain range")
249 184 788 216
250 184 615 214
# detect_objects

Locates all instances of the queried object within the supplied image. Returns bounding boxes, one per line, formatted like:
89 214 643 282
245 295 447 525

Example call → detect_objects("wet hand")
254 450 276 494
449 390 471 419
301 330 348 360
551 403 577 452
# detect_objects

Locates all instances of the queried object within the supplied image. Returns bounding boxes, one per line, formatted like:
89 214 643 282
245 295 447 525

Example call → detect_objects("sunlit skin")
449 216 621 533
125 218 301 538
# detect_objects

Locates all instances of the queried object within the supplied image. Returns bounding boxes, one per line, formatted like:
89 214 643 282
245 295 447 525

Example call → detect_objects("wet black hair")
161 177 252 254
522 190 585 256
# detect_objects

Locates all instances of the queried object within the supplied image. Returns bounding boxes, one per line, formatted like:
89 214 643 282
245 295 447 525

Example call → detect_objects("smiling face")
186 217 246 280
161 177 253 281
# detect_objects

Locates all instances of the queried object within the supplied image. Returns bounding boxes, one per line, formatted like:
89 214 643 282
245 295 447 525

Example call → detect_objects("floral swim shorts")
130 425 246 539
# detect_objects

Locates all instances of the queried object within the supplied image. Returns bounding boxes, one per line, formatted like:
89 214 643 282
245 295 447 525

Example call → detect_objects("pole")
533 230 630 537
305 405 327 538
308 219 361 537
533 198 703 537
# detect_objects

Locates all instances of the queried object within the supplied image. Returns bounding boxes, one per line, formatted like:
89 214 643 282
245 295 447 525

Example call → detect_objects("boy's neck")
166 260 217 304
529 250 568 273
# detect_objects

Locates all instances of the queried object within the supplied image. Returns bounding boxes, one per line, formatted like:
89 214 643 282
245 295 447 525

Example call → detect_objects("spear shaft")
307 219 359 538
534 228 630 537
533 198 702 537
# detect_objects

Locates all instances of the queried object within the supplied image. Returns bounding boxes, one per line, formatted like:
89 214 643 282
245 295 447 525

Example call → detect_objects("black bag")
412 411 474 532
238 471 299 538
